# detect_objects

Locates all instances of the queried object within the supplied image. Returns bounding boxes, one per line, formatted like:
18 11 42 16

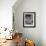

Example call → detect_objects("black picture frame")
23 12 36 28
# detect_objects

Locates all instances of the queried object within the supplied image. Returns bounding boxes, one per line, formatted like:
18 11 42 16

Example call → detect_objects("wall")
41 0 46 46
13 0 41 46
0 0 16 30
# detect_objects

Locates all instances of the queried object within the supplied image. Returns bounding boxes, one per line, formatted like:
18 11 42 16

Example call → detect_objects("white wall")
41 0 46 46
0 0 16 30
13 0 46 46
13 0 41 46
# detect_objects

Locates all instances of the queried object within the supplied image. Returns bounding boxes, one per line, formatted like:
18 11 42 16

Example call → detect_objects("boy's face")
25 14 33 24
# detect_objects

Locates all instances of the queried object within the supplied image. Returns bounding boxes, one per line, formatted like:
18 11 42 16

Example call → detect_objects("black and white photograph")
23 12 36 27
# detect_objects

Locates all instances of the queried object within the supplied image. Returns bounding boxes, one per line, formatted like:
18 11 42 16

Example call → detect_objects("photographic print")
23 12 36 28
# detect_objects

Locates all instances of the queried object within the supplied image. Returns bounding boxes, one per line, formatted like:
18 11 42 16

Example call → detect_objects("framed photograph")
23 12 36 28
